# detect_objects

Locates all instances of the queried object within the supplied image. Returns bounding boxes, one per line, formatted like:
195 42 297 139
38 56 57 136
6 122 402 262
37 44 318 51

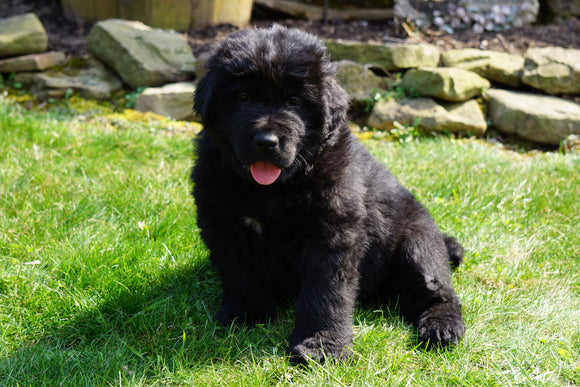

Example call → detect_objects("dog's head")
194 25 349 185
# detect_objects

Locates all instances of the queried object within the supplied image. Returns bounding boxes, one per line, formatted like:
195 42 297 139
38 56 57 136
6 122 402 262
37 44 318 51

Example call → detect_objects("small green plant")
64 87 74 101
389 118 421 143
364 86 405 111
364 78 421 113
406 86 421 99
0 72 23 90
124 87 146 109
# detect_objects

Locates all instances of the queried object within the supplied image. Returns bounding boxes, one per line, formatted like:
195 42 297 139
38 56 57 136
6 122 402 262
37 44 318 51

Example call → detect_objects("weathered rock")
135 82 196 121
441 49 524 87
485 88 580 145
399 67 490 102
0 13 48 58
335 60 392 110
548 0 580 18
87 19 196 88
14 56 122 100
325 40 440 70
0 51 66 73
521 47 580 95
368 97 487 136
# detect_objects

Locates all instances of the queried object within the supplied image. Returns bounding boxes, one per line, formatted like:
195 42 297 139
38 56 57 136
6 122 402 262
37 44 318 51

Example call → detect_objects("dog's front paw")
289 334 352 365
417 302 465 348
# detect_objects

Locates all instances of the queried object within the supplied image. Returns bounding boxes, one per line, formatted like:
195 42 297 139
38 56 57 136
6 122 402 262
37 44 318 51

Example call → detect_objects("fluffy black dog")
192 25 465 364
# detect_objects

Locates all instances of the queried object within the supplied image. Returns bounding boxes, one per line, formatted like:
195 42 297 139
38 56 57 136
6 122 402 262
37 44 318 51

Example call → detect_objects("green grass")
0 95 578 386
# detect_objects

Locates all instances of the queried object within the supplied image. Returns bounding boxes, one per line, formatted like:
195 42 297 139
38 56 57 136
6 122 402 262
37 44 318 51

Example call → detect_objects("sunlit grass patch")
0 95 578 385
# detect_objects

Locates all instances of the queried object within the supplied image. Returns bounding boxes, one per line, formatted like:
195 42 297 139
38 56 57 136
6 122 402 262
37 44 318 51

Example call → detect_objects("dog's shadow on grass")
0 261 292 384
1 262 417 384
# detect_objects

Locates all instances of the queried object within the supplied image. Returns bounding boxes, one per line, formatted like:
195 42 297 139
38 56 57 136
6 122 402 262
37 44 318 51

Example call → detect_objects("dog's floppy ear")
322 75 349 139
193 70 215 123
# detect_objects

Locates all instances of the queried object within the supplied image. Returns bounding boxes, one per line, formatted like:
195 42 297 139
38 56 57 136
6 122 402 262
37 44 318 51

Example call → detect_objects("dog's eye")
288 96 302 107
237 93 251 103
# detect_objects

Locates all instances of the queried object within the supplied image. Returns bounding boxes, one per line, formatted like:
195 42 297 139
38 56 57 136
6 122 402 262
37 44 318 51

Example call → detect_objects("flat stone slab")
135 82 196 121
325 40 440 70
0 13 47 58
441 49 524 87
522 47 580 95
399 67 490 102
0 51 66 72
14 56 122 100
87 19 196 88
485 88 580 145
368 97 487 136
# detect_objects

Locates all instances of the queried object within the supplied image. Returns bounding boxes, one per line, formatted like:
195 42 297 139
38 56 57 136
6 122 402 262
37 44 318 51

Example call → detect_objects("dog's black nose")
254 133 279 150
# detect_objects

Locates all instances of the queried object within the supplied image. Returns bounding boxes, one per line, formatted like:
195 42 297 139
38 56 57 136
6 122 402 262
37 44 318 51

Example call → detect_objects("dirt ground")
1 0 579 58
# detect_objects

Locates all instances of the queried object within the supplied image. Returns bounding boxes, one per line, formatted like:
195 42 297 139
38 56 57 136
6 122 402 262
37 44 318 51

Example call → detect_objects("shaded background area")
0 0 578 58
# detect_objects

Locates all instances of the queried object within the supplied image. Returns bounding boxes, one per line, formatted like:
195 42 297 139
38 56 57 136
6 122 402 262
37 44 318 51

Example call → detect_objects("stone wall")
1 13 579 147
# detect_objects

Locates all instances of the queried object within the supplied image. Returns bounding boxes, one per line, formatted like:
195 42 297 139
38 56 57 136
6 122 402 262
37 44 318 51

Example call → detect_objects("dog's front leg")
289 252 358 364
205 234 278 326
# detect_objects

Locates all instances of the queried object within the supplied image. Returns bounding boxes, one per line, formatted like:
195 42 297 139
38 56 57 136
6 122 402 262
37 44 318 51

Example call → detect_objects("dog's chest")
238 212 305 245
237 212 307 287
241 216 263 235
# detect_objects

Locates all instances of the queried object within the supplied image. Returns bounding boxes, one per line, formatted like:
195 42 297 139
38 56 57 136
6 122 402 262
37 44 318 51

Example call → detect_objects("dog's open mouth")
250 161 282 185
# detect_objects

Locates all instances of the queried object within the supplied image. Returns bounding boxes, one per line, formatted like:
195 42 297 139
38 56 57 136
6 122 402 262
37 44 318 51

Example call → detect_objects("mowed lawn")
0 95 578 386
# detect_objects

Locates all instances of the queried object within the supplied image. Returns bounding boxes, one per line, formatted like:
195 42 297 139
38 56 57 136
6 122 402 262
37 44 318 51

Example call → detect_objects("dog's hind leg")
444 234 463 269
392 226 465 348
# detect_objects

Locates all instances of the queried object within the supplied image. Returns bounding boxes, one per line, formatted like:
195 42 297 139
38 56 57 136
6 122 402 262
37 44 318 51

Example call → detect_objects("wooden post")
150 0 192 30
118 0 150 24
190 0 253 29
62 0 253 30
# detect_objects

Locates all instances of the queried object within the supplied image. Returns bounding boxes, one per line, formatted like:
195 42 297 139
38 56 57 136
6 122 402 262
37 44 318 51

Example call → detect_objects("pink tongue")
250 161 281 185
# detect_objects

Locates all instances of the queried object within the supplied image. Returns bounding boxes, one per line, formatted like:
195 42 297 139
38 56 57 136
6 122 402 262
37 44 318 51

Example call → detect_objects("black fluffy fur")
191 25 465 364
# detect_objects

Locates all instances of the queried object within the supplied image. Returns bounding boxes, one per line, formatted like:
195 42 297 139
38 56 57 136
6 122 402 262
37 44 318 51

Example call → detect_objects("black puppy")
192 25 464 364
